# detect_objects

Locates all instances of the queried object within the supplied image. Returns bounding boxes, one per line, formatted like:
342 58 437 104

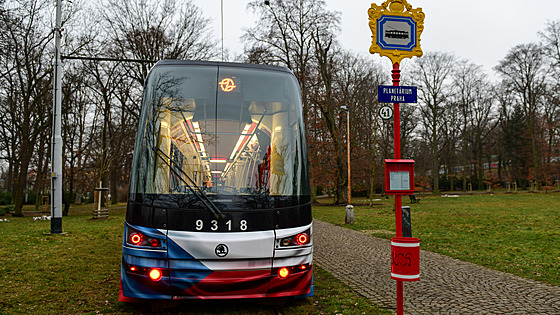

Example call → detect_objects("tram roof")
152 59 293 74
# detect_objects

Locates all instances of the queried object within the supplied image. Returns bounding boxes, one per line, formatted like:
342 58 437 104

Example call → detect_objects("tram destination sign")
378 85 417 103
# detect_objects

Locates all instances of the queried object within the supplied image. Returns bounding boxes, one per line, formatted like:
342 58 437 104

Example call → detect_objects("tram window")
131 64 310 199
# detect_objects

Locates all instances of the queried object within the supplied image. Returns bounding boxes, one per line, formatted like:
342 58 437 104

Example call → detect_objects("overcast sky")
194 0 560 78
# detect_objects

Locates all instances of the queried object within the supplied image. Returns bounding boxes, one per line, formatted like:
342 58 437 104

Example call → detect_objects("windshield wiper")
154 148 225 220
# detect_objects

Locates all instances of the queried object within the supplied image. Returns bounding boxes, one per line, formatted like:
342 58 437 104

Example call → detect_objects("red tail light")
278 229 311 247
296 233 309 245
126 227 164 249
130 233 143 245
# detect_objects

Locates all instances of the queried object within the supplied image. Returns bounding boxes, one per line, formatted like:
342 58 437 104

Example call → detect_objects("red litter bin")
391 237 420 281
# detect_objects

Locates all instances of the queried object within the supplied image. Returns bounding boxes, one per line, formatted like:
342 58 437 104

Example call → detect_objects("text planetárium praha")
382 87 414 95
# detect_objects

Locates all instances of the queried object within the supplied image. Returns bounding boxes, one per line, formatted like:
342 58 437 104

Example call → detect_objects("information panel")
389 171 410 191
384 159 415 195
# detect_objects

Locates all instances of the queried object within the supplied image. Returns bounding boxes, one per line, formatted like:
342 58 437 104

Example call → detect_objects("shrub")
0 204 14 216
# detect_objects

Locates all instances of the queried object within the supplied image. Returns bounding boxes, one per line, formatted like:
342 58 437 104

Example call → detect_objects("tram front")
120 60 312 301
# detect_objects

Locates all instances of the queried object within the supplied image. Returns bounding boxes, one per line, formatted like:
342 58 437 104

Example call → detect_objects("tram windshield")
130 62 309 202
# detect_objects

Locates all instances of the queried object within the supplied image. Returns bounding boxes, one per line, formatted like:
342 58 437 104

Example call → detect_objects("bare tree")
331 52 387 200
0 0 55 216
495 43 548 187
496 83 532 188
61 59 98 212
540 20 560 67
452 60 496 190
539 20 560 181
244 0 340 120
409 51 456 193
244 0 340 202
99 0 218 88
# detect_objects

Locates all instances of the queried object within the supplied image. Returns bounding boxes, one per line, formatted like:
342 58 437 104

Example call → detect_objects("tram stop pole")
392 62 404 315
368 1 425 313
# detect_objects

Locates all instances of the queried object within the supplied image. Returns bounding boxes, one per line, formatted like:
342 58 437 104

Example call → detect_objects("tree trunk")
13 155 31 217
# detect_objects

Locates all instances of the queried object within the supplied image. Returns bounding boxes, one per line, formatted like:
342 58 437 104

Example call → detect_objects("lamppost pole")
341 106 353 224
346 107 351 204
50 0 63 234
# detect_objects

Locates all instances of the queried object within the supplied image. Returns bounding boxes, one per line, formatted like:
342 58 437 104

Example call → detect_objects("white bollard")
345 205 354 224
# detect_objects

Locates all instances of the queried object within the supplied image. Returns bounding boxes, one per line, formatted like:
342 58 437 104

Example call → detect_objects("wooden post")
41 196 50 213
93 183 109 219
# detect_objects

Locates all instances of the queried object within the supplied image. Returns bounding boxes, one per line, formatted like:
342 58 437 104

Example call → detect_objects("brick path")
313 219 560 314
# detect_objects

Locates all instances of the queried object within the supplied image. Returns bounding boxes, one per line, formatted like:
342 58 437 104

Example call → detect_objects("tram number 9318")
195 219 248 232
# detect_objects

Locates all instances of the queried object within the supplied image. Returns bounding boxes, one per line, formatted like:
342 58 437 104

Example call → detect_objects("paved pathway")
313 219 560 314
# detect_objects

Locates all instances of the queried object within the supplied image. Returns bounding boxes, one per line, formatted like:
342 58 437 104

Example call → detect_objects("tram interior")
152 89 298 197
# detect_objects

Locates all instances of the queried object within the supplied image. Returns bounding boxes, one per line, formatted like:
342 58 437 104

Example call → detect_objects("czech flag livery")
120 222 312 300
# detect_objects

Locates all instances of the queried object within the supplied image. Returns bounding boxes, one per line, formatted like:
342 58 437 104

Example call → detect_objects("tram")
119 60 313 301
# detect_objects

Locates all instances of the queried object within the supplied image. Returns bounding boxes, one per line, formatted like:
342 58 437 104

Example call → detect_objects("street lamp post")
50 0 63 234
341 106 353 224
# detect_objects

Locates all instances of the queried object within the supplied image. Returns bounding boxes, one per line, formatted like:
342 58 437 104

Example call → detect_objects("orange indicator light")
278 267 289 279
149 268 162 281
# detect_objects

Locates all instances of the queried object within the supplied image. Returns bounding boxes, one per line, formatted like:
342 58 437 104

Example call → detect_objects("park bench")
409 195 420 204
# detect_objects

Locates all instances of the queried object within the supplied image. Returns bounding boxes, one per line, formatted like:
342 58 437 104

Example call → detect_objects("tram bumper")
167 229 275 299
120 247 172 300
167 224 313 299
120 223 313 300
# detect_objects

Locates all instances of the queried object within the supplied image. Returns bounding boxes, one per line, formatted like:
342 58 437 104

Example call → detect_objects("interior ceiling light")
229 123 256 160
210 159 227 163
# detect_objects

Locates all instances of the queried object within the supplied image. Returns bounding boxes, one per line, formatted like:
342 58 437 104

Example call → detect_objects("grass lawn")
0 204 390 314
313 192 560 286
